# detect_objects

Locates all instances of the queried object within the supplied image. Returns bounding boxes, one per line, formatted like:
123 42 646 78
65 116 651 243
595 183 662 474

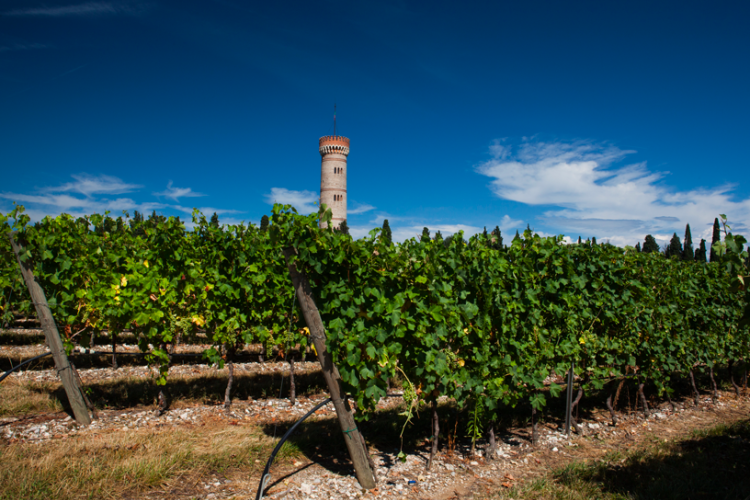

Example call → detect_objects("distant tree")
491 226 503 250
683 224 694 260
434 230 443 243
710 217 721 262
130 210 145 236
443 235 453 248
482 226 488 240
421 227 430 242
635 242 641 252
260 215 269 232
131 210 143 228
642 235 660 253
210 212 220 228
591 236 597 246
513 230 520 242
695 239 708 263
338 220 350 236
577 236 582 245
382 219 392 246
667 232 682 258
148 210 166 228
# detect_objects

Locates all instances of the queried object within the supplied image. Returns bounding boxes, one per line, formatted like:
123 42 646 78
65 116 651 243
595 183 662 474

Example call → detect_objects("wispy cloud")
3 1 137 17
264 187 318 214
0 43 50 52
44 174 141 197
1 174 237 223
476 139 750 247
154 181 205 202
348 203 376 215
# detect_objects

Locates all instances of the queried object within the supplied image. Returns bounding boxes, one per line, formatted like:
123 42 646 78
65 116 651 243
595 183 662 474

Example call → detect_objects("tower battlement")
319 135 350 156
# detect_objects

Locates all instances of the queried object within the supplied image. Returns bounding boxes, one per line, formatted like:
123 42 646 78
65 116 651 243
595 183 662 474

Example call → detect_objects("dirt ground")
2 350 749 500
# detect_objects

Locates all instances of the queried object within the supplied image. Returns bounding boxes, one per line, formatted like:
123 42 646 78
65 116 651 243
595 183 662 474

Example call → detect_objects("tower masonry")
319 135 349 229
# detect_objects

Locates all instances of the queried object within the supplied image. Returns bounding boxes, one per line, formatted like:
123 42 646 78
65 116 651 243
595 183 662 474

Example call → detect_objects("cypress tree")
482 226 488 240
491 226 503 250
668 232 682 258
710 217 721 262
130 210 143 229
695 239 707 262
434 230 443 243
382 219 392 246
642 235 659 253
683 224 694 260
421 227 430 242
260 215 269 232
210 212 220 228
591 236 597 246
338 220 350 236
635 242 641 252
577 236 581 245
513 230 520 242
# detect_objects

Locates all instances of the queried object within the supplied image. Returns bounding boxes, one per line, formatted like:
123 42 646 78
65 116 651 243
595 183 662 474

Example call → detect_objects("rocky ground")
2 330 749 499
2 369 748 500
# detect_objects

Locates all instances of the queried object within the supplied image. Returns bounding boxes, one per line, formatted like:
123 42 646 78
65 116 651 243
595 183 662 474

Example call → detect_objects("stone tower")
319 135 349 229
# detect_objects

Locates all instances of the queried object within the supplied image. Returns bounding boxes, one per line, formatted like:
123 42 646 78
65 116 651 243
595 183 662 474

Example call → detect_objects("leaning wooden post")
9 233 91 425
282 247 376 490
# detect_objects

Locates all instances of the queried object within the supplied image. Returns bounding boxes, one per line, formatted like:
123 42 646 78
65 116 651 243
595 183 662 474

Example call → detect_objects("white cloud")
4 2 136 16
45 174 141 197
1 174 237 223
264 187 319 214
476 139 750 246
347 215 523 243
348 203 376 215
154 181 206 202
391 224 483 243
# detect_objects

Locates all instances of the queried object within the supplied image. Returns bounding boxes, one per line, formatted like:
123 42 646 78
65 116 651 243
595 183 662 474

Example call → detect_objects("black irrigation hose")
255 397 332 500
0 351 52 383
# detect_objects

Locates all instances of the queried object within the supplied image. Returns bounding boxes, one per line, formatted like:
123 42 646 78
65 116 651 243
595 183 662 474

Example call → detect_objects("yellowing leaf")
143 260 149 268
191 315 205 327
120 276 127 287
458 359 465 367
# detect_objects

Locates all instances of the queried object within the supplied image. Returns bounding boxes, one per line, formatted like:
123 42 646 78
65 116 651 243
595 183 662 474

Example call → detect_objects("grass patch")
0 420 301 500
0 378 63 416
492 419 750 500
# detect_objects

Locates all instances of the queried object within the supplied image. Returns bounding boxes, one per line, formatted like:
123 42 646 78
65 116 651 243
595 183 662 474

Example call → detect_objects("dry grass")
0 419 302 500
0 378 63 416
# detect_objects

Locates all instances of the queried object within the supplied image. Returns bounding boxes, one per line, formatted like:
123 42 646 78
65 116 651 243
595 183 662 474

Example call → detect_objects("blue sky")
1 0 749 247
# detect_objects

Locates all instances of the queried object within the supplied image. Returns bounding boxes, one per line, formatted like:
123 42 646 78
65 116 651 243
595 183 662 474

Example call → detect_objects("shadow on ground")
544 419 750 500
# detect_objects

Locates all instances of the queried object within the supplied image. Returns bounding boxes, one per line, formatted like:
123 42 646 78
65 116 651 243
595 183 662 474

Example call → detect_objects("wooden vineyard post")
9 233 92 425
282 247 377 490
564 362 574 437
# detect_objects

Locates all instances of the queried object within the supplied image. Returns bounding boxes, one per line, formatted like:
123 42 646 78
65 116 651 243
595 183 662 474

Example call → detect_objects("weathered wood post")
9 233 91 425
282 247 376 490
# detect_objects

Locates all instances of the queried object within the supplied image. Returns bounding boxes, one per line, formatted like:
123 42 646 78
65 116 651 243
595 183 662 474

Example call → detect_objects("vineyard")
1 204 750 499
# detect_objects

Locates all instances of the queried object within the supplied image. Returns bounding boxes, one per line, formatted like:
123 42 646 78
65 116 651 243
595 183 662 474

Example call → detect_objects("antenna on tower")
333 103 337 137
